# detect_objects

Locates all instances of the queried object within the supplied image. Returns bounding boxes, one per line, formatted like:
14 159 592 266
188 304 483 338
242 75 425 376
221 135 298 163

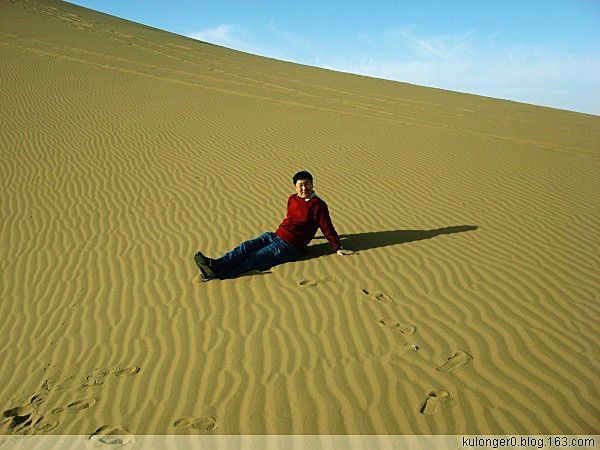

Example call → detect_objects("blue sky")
68 1 600 115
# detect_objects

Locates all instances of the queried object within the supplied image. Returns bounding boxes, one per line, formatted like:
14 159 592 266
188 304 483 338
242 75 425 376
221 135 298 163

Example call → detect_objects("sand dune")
1 0 599 436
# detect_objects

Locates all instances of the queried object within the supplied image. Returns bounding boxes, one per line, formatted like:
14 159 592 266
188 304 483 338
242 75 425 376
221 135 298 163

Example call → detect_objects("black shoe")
197 265 211 282
194 251 217 279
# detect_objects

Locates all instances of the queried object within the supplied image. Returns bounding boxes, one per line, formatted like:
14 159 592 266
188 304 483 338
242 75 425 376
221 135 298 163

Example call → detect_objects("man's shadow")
298 225 478 260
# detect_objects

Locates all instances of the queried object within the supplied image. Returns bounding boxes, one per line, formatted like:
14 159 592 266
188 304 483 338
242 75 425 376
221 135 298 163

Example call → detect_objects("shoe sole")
194 252 217 279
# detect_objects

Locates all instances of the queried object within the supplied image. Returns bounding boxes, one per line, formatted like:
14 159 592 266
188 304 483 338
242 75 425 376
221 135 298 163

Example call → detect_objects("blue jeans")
211 232 299 279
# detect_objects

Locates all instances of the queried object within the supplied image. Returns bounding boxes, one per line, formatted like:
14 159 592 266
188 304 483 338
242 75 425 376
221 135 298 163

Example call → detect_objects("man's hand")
337 249 355 256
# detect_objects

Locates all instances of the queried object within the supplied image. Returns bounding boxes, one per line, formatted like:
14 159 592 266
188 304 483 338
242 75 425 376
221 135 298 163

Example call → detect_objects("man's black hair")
292 171 313 185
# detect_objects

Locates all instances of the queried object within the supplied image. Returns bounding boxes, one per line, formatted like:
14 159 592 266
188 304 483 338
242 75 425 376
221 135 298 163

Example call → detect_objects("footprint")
33 418 59 432
111 366 140 377
2 404 57 433
29 393 47 407
173 417 194 427
68 398 97 411
436 351 473 372
68 366 141 389
52 398 97 414
191 416 218 431
173 415 218 432
298 276 334 287
55 375 79 391
378 319 415 336
362 288 394 303
3 405 35 419
2 405 35 432
419 389 456 416
388 342 422 366
173 417 192 427
82 368 110 387
88 425 135 445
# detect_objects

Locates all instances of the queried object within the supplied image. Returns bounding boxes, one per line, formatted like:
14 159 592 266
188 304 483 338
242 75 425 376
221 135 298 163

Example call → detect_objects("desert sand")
1 0 599 438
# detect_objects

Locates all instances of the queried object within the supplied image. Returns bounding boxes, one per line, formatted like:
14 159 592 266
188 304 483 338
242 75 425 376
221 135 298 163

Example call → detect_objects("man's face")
295 179 313 199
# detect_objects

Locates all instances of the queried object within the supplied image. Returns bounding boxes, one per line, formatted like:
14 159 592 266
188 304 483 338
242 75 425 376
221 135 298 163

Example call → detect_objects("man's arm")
317 201 353 255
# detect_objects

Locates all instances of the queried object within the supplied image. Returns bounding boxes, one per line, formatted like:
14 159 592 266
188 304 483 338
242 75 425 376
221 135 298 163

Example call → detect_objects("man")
194 171 354 281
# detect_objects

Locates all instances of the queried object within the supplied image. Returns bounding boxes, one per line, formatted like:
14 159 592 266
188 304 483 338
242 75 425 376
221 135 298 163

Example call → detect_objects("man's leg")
210 232 273 277
217 233 298 279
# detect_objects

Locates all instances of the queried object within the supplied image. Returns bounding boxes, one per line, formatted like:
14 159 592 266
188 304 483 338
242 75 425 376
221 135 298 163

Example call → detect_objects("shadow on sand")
219 225 478 279
298 225 479 261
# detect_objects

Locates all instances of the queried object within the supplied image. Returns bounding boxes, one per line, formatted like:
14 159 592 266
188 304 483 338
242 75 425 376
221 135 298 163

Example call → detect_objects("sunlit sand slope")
1 0 599 435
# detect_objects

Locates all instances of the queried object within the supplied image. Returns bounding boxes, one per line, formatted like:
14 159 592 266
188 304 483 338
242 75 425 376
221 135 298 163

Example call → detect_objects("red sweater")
275 194 342 252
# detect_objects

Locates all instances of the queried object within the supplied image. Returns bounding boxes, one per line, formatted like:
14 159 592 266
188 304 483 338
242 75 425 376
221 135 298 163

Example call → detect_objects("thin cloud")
320 28 600 113
392 27 475 64
186 24 600 114
188 24 236 46
187 24 266 56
